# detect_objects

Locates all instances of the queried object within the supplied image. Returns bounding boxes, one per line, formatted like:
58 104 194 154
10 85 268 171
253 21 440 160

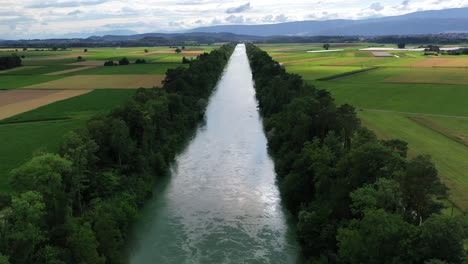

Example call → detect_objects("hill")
189 7 468 36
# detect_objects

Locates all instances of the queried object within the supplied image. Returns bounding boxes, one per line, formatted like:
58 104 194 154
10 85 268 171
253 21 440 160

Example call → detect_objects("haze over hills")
189 7 468 36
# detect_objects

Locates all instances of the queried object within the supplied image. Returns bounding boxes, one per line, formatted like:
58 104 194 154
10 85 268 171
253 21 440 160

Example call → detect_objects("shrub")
104 60 115 66
119 57 130 65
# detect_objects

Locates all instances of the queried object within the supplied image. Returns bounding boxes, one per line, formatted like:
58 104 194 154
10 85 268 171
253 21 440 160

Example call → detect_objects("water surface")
128 44 300 263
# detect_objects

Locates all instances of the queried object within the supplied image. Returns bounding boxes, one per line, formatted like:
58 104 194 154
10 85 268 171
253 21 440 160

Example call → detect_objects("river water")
127 44 300 263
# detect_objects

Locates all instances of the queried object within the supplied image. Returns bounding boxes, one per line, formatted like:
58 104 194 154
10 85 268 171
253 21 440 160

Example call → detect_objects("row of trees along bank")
245 43 467 264
0 44 235 264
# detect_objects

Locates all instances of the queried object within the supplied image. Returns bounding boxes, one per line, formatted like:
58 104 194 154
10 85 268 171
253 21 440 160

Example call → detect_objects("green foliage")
337 209 417 264
0 254 9 264
418 214 467 263
401 155 447 223
103 60 115 66
0 191 46 263
0 54 21 71
118 57 130 65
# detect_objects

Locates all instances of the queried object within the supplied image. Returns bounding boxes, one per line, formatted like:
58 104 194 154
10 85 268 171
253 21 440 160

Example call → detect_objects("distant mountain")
189 7 468 36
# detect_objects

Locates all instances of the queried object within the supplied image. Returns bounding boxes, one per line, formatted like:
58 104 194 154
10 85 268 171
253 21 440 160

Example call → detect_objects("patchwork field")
385 68 468 85
0 45 217 191
260 43 468 212
24 75 165 89
0 89 91 120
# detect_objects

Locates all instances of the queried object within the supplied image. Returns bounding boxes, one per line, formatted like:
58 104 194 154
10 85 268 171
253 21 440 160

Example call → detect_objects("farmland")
260 43 468 211
0 45 216 191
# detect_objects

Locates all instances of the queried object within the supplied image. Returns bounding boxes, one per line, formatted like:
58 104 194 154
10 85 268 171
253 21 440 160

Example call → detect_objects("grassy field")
260 43 468 211
0 89 136 191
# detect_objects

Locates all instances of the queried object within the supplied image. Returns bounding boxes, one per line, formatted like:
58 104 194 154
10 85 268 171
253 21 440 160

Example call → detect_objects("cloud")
67 10 82 15
225 2 251 14
28 0 110 8
225 15 245 23
369 2 384 11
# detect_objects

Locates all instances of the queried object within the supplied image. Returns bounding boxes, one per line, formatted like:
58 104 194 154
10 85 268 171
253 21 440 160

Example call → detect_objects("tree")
0 191 46 264
323 43 330 50
398 43 406 49
144 49 149 53
337 209 417 264
336 104 360 150
69 221 105 264
350 178 403 215
59 131 99 214
119 57 130 65
10 153 72 230
417 214 466 263
175 48 182 53
182 56 191 64
401 155 447 223
104 60 115 66
382 139 408 158
77 56 83 61
297 206 337 257
84 48 88 53
0 254 9 264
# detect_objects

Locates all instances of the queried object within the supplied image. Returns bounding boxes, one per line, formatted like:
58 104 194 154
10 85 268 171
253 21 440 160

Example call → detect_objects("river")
127 44 301 263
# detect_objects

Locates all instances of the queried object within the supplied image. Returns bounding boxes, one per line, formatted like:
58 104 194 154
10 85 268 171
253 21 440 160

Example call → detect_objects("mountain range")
188 7 468 36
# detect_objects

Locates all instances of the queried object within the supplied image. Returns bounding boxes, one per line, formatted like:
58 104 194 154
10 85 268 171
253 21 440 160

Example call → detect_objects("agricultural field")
261 43 468 212
0 45 216 191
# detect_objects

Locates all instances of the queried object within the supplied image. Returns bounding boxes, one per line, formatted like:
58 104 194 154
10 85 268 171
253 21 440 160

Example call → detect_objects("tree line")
0 54 21 71
245 43 467 263
0 44 235 264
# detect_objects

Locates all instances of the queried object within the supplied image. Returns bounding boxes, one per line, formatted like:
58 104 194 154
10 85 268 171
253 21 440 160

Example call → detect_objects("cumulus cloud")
369 2 384 11
226 2 251 14
67 10 82 15
225 15 245 23
28 0 110 8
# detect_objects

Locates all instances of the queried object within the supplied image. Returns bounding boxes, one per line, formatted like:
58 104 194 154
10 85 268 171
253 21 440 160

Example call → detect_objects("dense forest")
0 44 235 264
0 54 21 71
246 43 467 263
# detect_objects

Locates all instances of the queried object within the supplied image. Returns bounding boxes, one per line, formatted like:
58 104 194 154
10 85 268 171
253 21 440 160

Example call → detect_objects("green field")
0 89 136 191
261 43 468 211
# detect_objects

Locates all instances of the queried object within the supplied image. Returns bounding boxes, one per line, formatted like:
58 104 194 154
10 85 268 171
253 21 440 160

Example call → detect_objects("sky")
1 0 468 39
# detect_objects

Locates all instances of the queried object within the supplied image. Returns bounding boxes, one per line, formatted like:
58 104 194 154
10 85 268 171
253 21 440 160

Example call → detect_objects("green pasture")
0 89 136 191
359 110 468 210
73 63 184 75
0 75 64 89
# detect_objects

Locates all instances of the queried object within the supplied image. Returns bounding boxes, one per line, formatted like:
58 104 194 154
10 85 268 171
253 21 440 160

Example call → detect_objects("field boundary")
408 116 468 147
0 117 72 125
362 108 468 120
316 67 380 81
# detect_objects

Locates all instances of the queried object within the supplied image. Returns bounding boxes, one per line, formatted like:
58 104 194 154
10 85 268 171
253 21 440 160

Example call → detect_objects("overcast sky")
1 0 468 39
